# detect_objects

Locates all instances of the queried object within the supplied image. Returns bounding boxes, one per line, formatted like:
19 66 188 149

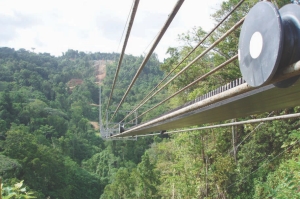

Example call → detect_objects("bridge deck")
114 62 300 137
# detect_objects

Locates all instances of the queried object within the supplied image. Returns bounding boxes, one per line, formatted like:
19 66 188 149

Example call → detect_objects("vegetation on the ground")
1 0 298 198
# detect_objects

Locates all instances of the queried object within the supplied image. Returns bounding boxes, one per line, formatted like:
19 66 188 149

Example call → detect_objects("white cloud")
0 0 222 60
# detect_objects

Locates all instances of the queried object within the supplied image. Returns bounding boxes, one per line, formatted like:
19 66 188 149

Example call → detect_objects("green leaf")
14 180 23 189
288 182 295 187
3 192 17 199
281 142 289 148
24 195 37 199
290 140 297 145
20 187 26 192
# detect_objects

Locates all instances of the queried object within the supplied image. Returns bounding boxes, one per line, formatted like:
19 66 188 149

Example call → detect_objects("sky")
0 0 223 61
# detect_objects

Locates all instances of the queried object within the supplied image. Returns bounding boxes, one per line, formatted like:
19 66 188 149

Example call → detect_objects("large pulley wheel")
238 1 283 87
238 2 300 88
274 4 300 88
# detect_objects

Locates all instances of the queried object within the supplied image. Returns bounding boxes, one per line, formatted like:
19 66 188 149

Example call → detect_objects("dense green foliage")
0 47 163 198
1 0 299 198
100 0 300 198
102 53 167 123
1 180 36 199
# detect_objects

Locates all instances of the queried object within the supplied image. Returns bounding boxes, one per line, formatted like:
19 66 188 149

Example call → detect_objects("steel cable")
125 54 238 126
116 60 300 137
117 0 246 126
106 0 140 114
109 0 185 122
115 17 244 128
117 0 135 52
129 113 300 137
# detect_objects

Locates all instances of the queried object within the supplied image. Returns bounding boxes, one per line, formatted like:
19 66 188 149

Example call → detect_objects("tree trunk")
205 136 208 197
232 119 237 163
172 183 175 199
0 177 2 199
201 135 206 197
216 184 226 199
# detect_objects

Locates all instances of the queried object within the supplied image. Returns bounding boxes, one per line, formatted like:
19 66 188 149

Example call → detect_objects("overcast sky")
0 0 223 60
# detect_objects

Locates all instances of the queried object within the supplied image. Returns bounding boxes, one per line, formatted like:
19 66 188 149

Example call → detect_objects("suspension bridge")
99 0 300 139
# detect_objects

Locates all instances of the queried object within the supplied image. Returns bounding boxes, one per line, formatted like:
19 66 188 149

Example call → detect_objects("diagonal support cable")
133 112 300 137
113 60 300 137
109 0 185 122
117 0 246 124
124 54 238 126
114 17 244 128
106 0 140 113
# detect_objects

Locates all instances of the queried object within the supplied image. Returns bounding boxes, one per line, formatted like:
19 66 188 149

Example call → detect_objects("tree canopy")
0 0 298 198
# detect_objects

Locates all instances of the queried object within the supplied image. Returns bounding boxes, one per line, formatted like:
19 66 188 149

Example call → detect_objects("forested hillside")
101 0 300 198
1 0 300 198
0 47 164 198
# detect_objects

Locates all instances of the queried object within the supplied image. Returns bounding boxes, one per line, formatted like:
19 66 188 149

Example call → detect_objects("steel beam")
113 61 300 137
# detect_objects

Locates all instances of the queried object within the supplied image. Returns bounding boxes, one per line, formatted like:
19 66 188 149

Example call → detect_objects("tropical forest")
1 0 300 198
